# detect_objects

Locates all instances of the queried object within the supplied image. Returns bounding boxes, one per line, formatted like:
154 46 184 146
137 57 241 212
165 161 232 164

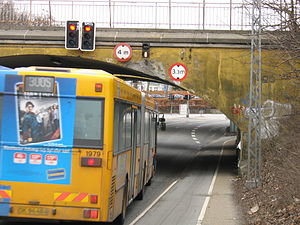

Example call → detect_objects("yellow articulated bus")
0 67 158 224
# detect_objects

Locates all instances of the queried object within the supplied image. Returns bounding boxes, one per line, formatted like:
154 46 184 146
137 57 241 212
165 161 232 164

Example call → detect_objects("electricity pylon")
247 0 262 188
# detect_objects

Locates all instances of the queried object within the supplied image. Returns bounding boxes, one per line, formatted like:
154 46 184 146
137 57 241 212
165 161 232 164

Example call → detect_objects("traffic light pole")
186 98 190 118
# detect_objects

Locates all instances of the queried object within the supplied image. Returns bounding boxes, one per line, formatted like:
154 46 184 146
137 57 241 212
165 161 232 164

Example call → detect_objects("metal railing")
0 0 288 30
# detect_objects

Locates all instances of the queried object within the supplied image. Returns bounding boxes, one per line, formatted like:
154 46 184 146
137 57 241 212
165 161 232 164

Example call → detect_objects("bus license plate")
16 206 50 216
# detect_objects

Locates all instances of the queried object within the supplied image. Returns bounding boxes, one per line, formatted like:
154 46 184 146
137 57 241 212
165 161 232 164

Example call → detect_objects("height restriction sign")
114 43 133 62
169 63 188 81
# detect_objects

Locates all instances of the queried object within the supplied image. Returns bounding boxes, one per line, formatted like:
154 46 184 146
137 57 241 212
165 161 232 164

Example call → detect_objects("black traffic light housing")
65 21 80 50
80 22 96 51
142 43 150 58
168 94 174 100
184 95 192 100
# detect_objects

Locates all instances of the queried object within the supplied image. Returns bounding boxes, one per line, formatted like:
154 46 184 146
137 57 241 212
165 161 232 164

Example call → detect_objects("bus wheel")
114 179 128 225
146 168 153 186
146 177 152 186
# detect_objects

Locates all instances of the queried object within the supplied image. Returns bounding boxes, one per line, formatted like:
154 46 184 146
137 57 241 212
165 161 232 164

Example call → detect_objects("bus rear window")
73 98 104 148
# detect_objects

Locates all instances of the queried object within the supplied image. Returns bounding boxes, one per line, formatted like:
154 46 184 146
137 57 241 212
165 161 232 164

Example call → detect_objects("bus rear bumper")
0 203 102 222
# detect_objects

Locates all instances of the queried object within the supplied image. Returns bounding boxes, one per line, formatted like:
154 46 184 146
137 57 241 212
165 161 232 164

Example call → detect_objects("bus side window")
125 105 132 149
137 109 141 146
120 103 126 151
113 102 120 153
144 111 150 144
114 102 133 153
113 101 126 153
151 113 156 148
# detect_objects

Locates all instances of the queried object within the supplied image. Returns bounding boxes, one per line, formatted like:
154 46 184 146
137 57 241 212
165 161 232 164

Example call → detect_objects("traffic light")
81 22 96 51
142 43 150 58
168 94 174 100
184 95 192 100
65 21 80 50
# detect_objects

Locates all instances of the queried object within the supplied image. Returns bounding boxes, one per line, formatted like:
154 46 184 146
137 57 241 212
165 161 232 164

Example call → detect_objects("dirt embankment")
234 113 300 225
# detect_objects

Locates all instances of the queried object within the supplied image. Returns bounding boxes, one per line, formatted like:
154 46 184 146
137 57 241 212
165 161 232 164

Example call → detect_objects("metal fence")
0 0 288 30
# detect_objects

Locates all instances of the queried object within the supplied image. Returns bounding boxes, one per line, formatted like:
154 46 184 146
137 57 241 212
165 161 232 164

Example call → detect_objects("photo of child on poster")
16 85 61 145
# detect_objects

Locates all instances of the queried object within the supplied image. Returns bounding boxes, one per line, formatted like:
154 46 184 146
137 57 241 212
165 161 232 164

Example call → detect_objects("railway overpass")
0 28 296 170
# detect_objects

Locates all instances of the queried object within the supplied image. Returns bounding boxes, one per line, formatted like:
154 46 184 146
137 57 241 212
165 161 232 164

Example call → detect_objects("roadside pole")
186 92 190 118
186 98 190 118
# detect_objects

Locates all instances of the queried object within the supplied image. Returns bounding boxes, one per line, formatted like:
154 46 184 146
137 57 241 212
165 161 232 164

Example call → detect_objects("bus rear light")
83 209 99 219
88 158 95 165
90 209 99 218
90 194 98 204
83 209 90 218
83 209 91 218
95 83 102 92
81 157 102 167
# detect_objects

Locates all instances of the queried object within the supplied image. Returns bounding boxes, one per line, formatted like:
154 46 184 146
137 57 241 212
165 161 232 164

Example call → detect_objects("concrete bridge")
0 28 297 167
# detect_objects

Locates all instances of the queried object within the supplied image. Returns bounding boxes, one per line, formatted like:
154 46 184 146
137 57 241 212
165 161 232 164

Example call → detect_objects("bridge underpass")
0 28 297 173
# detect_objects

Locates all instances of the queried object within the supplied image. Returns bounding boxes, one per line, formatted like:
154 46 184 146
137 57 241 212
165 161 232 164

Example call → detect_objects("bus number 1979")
86 151 101 157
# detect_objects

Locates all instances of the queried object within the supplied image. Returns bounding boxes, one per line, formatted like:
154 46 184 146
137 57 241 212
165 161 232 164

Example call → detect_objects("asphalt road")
0 114 236 225
125 115 234 225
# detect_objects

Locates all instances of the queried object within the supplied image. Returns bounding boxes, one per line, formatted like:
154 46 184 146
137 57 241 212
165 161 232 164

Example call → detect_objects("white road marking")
196 138 235 225
129 180 179 225
191 128 201 144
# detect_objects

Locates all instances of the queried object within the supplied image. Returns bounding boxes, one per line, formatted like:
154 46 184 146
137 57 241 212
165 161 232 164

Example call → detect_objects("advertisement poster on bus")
16 83 61 145
0 74 77 185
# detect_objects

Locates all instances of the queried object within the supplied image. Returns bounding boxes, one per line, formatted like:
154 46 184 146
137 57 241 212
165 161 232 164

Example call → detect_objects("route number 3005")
24 75 55 93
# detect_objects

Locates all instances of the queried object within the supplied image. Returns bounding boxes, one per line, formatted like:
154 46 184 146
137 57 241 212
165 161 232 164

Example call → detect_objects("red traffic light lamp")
84 25 92 32
69 24 76 31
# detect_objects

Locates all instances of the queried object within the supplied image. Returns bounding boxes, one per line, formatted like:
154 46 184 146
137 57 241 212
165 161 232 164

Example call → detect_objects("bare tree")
236 3 300 224
0 1 53 29
261 0 300 79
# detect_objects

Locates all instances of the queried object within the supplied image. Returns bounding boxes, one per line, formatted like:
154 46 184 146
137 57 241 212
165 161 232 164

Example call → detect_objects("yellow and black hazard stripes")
0 189 11 216
0 190 12 199
54 192 89 202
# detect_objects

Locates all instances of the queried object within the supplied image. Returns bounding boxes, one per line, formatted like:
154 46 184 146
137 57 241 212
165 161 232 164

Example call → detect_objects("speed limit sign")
169 63 188 81
114 43 132 62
